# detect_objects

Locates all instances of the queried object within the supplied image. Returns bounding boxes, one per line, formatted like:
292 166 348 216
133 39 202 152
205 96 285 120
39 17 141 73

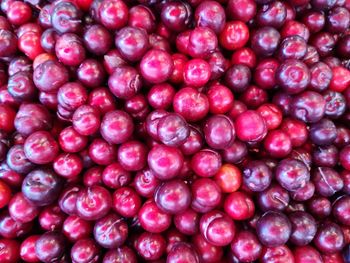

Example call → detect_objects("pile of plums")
1 0 350 262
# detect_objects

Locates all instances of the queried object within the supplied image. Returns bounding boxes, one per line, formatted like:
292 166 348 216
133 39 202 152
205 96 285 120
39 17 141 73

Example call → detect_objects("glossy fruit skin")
9 192 39 223
341 171 350 196
257 103 282 130
231 47 256 69
22 169 63 206
290 181 315 202
312 167 343 197
55 33 85 66
294 246 323 263
225 64 251 93
38 205 65 231
128 5 155 33
157 113 190 147
57 82 88 111
280 118 308 147
51 1 82 34
243 160 272 192
272 92 292 115
165 229 187 254
77 59 105 88
240 85 268 108
0 239 20 263
167 242 200 263
208 51 230 80
135 232 166 260
145 110 168 140
224 191 255 220
62 215 92 242
0 30 18 57
220 21 249 50
183 58 211 88
6 145 35 175
275 158 310 191
138 200 171 233
214 164 241 193
154 180 191 214
59 126 88 153
332 195 350 225
148 83 175 111
102 247 137 263
0 212 32 239
180 126 203 156
93 213 128 249
194 1 225 34
140 49 174 84
100 110 134 145
203 115 235 150
309 62 333 92
199 210 236 246
261 245 294 263
277 36 307 60
302 11 325 33
206 84 234 114
35 232 65 263
256 211 292 247
323 90 346 119
173 87 209 122
290 91 326 123
0 105 16 133
148 145 184 180
257 1 287 28
340 145 350 170
111 187 140 218
235 110 267 142
115 26 149 62
192 234 223 263
230 230 262 262
7 71 36 102
19 31 45 60
191 178 221 213
327 7 350 33
251 26 281 57
132 168 159 198
314 222 345 254
99 0 128 30
309 118 337 146
289 211 317 246
72 105 101 136
71 238 100 263
263 130 292 158
227 0 256 22
308 196 332 219
14 103 52 136
276 59 310 94
53 153 83 180
174 208 199 235
0 180 11 209
310 32 336 57
124 94 149 120
75 185 112 221
257 184 288 212
20 235 40 263
108 66 142 100
187 27 218 58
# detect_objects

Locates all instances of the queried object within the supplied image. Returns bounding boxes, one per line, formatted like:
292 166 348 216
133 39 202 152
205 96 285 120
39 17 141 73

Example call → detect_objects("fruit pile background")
1 0 350 262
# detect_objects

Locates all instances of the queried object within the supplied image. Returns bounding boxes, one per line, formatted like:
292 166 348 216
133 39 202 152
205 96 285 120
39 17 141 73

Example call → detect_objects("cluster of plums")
1 0 350 262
